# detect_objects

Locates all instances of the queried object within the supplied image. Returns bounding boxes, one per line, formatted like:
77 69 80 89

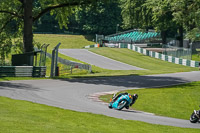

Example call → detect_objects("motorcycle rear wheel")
117 100 127 110
190 112 199 123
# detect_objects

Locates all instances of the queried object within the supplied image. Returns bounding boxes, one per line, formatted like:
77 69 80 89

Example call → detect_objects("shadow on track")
120 109 155 115
0 82 40 91
56 75 189 88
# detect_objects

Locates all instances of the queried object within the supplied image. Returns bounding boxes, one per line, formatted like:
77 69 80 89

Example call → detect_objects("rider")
111 92 138 109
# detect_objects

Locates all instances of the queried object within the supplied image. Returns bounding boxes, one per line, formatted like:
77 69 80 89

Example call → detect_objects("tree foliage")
120 0 200 44
0 0 106 64
0 0 22 65
34 0 122 35
144 0 175 31
144 0 177 44
171 0 200 31
170 0 200 40
74 0 122 35
0 32 12 65
1 0 200 65
120 0 151 29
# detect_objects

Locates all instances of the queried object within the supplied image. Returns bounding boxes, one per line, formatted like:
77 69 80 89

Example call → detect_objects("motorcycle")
108 93 136 110
190 105 200 123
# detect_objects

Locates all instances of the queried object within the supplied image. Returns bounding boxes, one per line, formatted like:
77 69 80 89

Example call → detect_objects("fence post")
50 43 61 77
39 44 45 66
55 43 61 76
70 66 72 74
39 44 50 66
50 49 55 77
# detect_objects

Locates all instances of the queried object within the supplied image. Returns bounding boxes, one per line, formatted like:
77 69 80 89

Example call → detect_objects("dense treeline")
34 1 122 35
34 0 200 45
0 0 200 64
0 0 108 64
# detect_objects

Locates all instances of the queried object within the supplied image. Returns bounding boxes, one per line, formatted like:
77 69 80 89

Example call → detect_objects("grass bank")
100 81 200 120
34 34 95 50
47 47 198 77
0 77 46 81
89 48 198 75
0 96 199 133
33 34 198 77
192 54 200 61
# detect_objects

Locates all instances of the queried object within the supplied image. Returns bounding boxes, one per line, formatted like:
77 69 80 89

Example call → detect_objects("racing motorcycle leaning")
108 93 138 110
190 105 200 123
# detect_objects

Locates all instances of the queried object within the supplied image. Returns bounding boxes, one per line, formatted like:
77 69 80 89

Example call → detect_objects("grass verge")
34 34 198 77
192 54 200 61
0 96 199 133
100 81 200 120
89 48 198 75
50 47 199 78
0 77 47 81
34 34 95 50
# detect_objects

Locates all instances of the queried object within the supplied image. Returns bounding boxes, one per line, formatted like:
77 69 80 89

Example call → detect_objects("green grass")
33 34 95 77
2 33 198 79
192 49 200 61
33 34 198 77
192 54 200 61
1 34 200 132
47 47 199 77
100 81 200 120
0 96 200 133
89 48 198 75
34 34 95 50
48 47 199 78
0 77 47 81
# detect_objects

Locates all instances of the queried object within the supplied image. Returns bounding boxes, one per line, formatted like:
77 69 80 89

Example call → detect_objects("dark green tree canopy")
34 0 122 35
74 0 122 35
1 0 200 59
120 0 151 29
120 0 200 44
0 0 106 53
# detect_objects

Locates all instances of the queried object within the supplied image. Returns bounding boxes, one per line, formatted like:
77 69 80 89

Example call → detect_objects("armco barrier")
125 43 199 67
46 53 92 73
84 44 99 48
57 56 92 73
0 66 46 77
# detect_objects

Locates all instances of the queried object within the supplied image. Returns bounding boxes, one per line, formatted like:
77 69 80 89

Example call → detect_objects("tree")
0 0 105 53
34 0 122 35
170 0 200 42
34 13 64 34
120 0 176 44
144 0 177 44
120 0 151 30
74 0 122 35
119 0 188 45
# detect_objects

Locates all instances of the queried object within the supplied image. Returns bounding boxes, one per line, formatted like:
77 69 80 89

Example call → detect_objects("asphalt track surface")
1 71 200 129
59 49 145 70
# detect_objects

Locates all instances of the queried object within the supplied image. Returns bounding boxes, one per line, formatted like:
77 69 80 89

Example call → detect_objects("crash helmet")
132 94 138 100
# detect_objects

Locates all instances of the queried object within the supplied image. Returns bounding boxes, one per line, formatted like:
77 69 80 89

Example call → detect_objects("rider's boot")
125 106 129 109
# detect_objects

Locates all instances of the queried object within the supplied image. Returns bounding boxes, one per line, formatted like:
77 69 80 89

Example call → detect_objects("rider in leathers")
111 92 138 109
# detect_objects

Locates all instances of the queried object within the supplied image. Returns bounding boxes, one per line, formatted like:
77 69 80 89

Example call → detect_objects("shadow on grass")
83 35 95 42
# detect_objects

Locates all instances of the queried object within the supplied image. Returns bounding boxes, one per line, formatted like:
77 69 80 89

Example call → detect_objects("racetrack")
59 49 145 70
1 71 200 129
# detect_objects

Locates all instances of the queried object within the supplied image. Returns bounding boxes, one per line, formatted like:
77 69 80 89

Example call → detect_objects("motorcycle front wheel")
117 100 127 110
190 112 199 123
108 102 113 109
